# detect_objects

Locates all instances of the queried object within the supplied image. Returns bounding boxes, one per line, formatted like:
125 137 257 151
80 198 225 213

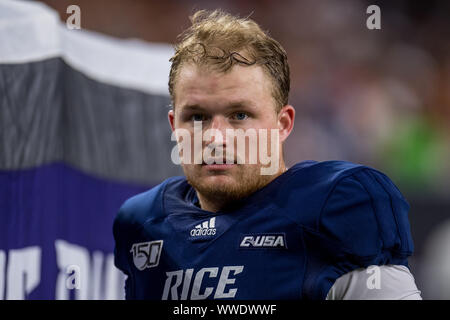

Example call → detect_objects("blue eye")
233 112 248 120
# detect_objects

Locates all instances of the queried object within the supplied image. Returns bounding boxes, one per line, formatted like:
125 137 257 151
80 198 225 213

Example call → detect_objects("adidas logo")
190 217 217 237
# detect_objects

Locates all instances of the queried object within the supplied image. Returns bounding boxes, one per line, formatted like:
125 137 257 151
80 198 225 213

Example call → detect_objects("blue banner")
0 163 150 299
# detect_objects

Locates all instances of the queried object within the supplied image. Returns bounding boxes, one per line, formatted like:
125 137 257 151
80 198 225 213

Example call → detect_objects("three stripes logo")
190 217 217 237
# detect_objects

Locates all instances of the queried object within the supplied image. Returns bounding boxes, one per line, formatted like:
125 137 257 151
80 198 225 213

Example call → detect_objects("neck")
197 162 287 213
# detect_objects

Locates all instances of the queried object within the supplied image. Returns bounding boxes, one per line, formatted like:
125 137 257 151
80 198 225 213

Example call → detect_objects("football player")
113 10 422 300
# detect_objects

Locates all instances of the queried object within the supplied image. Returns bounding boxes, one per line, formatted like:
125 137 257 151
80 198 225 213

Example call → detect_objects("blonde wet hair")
169 9 290 112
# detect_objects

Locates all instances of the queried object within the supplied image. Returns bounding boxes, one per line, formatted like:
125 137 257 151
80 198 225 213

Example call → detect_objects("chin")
201 174 237 188
188 173 240 196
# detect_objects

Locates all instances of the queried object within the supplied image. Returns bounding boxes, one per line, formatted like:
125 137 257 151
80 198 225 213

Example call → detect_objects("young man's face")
168 63 294 204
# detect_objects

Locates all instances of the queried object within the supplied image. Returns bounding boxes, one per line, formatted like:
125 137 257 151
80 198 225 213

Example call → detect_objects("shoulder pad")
319 167 414 263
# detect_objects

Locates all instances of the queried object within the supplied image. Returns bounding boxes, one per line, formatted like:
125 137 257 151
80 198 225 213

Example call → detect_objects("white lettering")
163 266 244 300
55 240 90 299
366 5 381 30
65 265 81 290
6 246 41 299
170 124 280 174
366 265 381 289
214 266 244 299
273 235 285 247
66 5 81 30
162 270 183 300
240 235 286 248
191 267 218 300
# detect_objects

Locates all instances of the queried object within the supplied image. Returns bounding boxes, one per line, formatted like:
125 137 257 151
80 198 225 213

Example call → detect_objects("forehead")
174 63 274 109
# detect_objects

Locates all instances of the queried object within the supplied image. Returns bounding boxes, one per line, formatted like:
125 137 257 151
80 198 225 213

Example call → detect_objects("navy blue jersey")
113 160 414 300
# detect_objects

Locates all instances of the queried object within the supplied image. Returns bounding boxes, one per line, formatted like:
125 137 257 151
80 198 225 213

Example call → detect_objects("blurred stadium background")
0 0 449 299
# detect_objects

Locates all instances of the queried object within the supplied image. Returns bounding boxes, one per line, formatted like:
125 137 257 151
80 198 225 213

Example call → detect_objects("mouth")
201 164 236 171
201 158 237 170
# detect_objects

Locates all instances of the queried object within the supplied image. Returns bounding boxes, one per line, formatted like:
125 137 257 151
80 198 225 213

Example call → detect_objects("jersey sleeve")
112 182 167 299
303 167 415 299
326 265 422 300
113 206 136 299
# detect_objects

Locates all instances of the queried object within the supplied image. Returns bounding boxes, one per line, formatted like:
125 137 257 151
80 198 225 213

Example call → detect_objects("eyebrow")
179 100 255 112
180 104 204 112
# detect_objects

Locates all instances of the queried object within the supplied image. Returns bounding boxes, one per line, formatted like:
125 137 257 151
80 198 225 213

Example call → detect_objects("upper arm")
326 265 422 300
303 168 416 299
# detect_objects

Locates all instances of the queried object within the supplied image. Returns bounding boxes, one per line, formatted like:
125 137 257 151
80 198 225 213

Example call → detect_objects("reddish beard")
183 163 274 205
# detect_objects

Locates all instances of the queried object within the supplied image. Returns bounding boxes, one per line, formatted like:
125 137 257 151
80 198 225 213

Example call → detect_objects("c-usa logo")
130 240 163 270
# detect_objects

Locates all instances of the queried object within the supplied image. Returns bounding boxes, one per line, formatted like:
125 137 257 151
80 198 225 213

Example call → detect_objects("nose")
206 115 229 146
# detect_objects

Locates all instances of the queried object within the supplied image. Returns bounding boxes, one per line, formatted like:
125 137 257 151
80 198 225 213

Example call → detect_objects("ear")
277 105 295 143
168 109 175 132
